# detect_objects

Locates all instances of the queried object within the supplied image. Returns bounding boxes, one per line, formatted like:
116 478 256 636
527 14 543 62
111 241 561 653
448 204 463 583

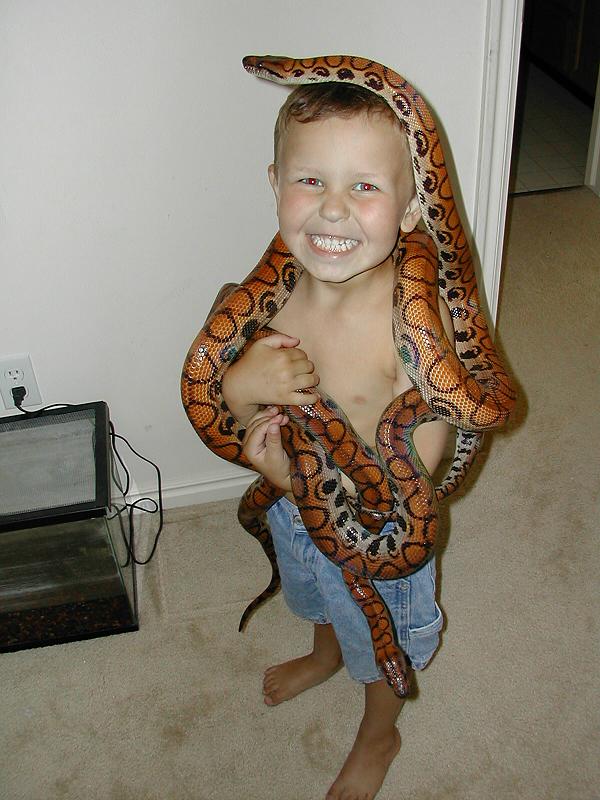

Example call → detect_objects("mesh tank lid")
0 402 110 532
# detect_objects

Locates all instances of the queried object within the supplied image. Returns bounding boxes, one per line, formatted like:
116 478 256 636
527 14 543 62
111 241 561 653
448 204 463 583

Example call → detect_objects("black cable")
11 394 164 566
109 421 164 566
11 391 74 418
109 426 131 496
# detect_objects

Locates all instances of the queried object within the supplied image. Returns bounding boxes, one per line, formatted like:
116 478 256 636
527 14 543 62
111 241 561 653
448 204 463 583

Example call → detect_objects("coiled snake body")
181 55 515 697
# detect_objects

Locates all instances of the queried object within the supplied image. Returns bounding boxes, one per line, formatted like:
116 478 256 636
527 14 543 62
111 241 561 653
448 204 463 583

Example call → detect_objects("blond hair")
273 82 407 164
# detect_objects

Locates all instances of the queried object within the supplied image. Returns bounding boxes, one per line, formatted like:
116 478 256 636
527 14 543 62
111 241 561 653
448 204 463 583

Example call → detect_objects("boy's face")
268 112 420 285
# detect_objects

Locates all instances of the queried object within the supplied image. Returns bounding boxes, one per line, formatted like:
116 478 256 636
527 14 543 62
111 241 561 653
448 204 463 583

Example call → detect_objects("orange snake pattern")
181 55 516 697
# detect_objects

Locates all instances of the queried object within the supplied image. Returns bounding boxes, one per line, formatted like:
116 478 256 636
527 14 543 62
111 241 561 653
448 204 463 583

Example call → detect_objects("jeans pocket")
408 603 443 670
291 513 319 564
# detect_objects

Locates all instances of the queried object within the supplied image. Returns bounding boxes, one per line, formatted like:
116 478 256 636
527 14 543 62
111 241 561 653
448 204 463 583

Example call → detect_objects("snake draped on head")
181 54 516 698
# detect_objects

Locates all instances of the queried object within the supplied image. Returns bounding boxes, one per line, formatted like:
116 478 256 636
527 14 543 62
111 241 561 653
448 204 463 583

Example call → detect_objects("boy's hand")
242 406 292 491
222 333 319 426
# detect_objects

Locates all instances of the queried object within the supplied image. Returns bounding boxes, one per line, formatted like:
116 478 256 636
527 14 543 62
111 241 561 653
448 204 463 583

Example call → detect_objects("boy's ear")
400 194 421 233
268 163 279 205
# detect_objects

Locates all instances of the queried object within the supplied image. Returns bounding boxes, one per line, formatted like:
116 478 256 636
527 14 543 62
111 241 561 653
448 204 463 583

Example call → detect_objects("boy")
222 82 455 800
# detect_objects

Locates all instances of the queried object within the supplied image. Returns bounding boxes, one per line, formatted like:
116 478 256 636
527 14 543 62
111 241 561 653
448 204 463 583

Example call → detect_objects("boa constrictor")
181 55 516 697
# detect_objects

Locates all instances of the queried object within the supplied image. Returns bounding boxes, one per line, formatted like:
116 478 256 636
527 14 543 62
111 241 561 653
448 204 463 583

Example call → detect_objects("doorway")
509 0 599 195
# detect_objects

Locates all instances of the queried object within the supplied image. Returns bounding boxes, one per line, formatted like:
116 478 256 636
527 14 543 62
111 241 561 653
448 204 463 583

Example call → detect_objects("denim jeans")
267 496 443 683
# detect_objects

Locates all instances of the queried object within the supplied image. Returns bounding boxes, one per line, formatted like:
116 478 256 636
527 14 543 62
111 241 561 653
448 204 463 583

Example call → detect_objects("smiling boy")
222 82 455 800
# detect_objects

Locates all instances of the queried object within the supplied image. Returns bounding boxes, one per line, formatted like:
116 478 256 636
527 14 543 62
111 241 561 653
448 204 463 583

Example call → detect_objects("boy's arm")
222 333 320 427
413 419 451 477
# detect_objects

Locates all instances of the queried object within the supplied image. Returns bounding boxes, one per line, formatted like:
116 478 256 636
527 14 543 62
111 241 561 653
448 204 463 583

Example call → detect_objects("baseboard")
125 471 257 510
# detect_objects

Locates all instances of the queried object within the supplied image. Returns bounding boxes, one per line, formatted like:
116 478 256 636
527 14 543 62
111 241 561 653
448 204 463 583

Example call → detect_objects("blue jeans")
267 496 443 684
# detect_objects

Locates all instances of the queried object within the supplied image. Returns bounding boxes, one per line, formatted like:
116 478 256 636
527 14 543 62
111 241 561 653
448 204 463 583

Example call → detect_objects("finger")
244 414 285 452
285 354 315 375
248 413 285 437
285 348 311 363
245 406 280 429
266 422 282 441
265 420 288 453
292 372 320 390
243 414 277 445
289 391 319 405
261 333 300 349
277 364 318 388
242 421 269 455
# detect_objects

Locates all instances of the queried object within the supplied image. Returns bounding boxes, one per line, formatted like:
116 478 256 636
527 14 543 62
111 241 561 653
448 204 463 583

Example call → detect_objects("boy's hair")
273 81 407 164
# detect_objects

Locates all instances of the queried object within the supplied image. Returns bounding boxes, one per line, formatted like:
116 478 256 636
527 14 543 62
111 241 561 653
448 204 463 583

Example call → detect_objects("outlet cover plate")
0 354 42 409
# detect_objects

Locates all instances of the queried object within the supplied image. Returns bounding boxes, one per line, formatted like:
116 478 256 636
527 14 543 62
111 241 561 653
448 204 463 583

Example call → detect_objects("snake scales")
181 55 516 697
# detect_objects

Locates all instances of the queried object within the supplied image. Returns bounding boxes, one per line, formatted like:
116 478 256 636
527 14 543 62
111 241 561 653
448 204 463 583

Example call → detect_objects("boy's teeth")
310 234 359 253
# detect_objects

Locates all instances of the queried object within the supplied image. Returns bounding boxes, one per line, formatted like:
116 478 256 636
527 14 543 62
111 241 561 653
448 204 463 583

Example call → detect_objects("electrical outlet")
0 354 42 410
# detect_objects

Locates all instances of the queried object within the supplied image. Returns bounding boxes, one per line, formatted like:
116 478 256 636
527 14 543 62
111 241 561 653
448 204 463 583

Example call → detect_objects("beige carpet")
1 188 599 800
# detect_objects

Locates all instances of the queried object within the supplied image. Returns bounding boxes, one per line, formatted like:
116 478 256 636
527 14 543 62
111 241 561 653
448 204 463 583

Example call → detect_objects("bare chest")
271 293 412 447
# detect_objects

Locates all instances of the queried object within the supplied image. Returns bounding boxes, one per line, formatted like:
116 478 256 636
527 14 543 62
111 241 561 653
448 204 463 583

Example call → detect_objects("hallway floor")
510 62 593 194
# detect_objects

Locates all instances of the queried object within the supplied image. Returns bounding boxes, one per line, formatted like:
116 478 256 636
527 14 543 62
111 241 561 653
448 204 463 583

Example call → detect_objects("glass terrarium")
0 402 138 651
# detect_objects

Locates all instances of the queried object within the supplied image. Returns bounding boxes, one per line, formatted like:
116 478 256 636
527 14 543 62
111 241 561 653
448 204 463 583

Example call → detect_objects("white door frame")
474 0 525 325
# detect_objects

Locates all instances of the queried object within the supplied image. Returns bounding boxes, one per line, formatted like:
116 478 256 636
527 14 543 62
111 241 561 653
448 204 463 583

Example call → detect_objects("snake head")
242 54 297 81
243 54 353 84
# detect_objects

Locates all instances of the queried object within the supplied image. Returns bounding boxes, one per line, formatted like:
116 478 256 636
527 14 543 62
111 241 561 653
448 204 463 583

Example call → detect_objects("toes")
263 687 284 706
263 671 279 693
262 667 282 706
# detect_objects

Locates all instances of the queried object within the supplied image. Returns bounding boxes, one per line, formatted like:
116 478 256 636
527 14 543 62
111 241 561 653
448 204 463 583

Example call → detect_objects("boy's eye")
300 177 323 186
355 182 378 192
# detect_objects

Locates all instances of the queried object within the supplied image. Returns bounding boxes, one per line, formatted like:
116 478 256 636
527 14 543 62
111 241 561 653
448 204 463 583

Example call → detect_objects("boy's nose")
319 190 350 223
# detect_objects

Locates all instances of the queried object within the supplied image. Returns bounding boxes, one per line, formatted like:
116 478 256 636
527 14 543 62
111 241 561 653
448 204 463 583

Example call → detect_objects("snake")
181 55 516 698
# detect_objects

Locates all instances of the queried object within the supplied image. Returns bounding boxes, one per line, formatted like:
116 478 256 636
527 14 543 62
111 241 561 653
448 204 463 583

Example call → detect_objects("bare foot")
325 726 401 800
263 653 341 706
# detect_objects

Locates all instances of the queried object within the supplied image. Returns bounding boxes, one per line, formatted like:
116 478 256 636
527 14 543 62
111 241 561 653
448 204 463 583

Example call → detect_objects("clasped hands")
221 333 320 490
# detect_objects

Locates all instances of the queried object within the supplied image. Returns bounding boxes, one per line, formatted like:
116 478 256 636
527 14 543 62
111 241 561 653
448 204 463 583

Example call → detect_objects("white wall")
0 0 508 505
